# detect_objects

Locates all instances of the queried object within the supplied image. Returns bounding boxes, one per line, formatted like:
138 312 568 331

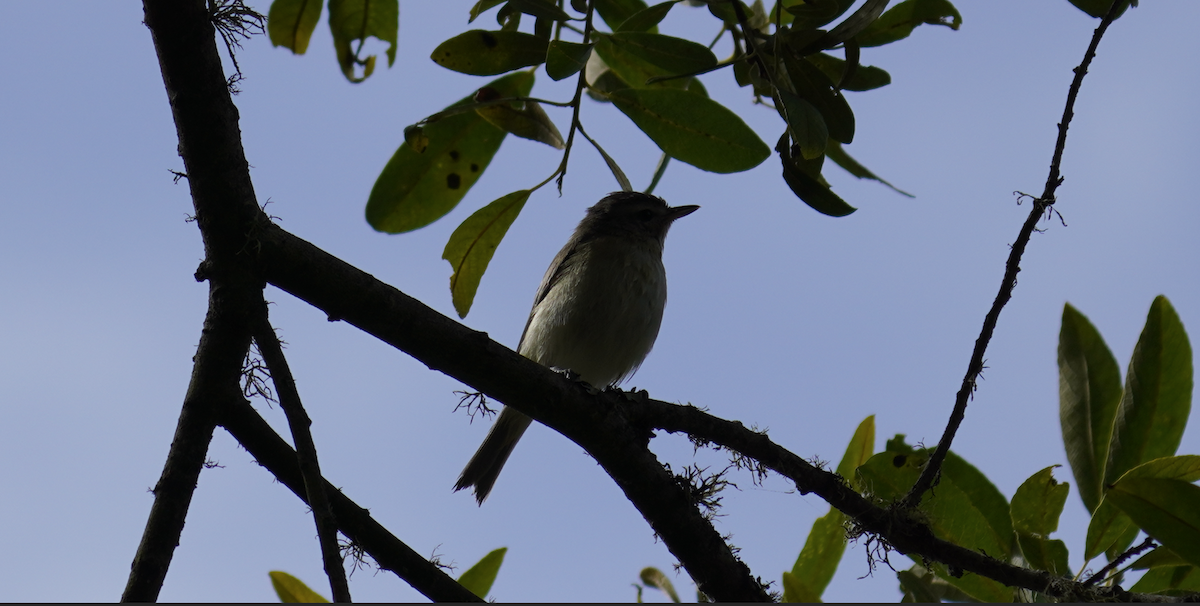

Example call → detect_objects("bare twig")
901 0 1129 508
1084 537 1156 586
252 306 352 603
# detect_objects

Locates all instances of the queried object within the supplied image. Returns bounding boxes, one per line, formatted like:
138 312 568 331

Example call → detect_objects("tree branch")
255 223 771 601
902 0 1128 507
216 395 482 602
252 305 351 603
125 0 268 600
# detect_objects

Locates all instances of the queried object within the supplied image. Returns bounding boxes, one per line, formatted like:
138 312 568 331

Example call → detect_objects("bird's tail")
454 407 533 504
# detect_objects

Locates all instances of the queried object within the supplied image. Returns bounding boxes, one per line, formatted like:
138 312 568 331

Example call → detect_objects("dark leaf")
856 0 962 48
431 30 548 76
328 0 399 82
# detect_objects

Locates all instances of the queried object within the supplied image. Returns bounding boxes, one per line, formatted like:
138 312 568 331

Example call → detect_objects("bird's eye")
636 209 654 222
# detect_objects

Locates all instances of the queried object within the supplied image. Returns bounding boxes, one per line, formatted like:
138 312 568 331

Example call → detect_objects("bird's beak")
666 205 700 222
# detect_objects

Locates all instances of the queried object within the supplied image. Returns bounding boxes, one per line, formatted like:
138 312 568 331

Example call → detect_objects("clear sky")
0 1 1197 602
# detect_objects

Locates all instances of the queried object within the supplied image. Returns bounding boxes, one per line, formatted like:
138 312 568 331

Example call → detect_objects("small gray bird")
454 191 699 504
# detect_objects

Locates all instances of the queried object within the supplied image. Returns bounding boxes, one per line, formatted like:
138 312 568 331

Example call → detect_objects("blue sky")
0 1 1197 602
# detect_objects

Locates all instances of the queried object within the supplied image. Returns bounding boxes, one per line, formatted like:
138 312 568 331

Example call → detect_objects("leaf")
474 89 564 149
618 1 676 32
457 547 508 599
1084 498 1134 561
1067 0 1133 19
431 30 548 76
856 0 962 48
592 32 717 89
782 55 854 144
857 446 1014 602
778 140 857 217
825 140 912 197
366 72 534 233
784 416 873 602
784 0 842 29
267 0 323 54
805 52 891 91
594 0 650 31
608 88 770 173
1011 466 1070 537
546 40 592 80
638 567 681 603
897 565 977 603
801 0 890 53
1058 302 1124 514
1107 477 1200 569
506 0 574 21
444 191 531 318
268 571 330 603
1130 565 1200 595
1017 535 1071 576
837 415 876 481
1133 546 1191 570
328 0 398 83
774 89 827 159
469 0 506 22
1104 296 1194 486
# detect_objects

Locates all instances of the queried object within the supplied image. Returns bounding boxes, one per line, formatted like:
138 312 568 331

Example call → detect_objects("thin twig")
253 304 351 603
554 2 595 193
1084 537 1156 586
901 0 1128 508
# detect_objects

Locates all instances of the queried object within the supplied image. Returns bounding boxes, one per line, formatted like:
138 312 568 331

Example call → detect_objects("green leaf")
267 0 323 54
825 140 912 197
1133 547 1191 570
367 72 534 233
617 1 676 32
897 565 977 603
546 40 592 80
782 56 854 144
469 0 506 22
1012 466 1070 537
592 32 717 89
805 52 891 91
608 88 769 173
506 0 575 21
1106 296 1194 485
474 92 564 149
855 0 962 48
431 30 548 76
457 547 508 599
638 567 681 603
1108 477 1200 569
784 508 846 602
594 0 650 31
1084 498 1134 561
444 191 530 317
1131 565 1200 595
1017 535 1071 576
268 571 330 603
837 414 876 481
857 446 1014 602
783 416 873 602
778 141 856 217
783 0 842 29
1059 302 1124 514
774 90 827 159
328 0 398 83
1066 0 1133 19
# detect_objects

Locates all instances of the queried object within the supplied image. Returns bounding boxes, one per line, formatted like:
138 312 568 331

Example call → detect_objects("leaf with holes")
328 0 398 82
431 30 548 75
366 72 534 233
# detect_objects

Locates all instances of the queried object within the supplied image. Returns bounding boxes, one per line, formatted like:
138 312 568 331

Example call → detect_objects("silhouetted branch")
252 306 351 603
902 0 1129 508
218 395 482 602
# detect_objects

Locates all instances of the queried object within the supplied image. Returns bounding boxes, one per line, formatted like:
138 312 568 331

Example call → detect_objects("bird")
454 191 699 504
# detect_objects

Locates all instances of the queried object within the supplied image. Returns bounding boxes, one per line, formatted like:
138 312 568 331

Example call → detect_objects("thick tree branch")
252 306 351 603
125 0 267 600
902 0 1127 507
255 224 771 601
217 396 482 602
